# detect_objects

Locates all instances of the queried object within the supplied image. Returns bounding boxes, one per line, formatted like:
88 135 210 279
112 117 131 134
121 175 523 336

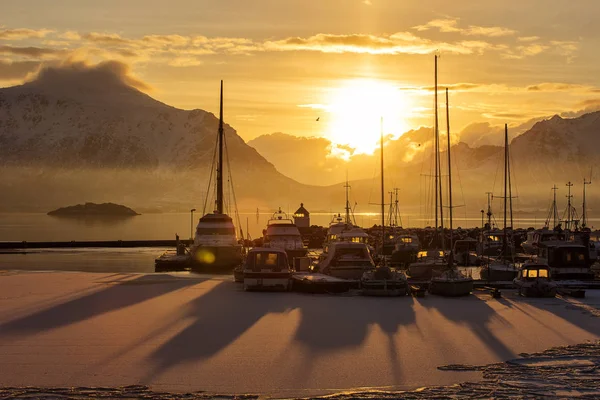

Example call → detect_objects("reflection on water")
47 214 137 228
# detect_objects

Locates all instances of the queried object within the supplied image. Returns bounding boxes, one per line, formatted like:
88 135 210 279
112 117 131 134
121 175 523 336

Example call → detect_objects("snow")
0 271 598 398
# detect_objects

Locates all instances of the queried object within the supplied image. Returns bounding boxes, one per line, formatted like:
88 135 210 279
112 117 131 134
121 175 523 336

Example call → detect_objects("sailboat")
408 55 447 280
480 124 519 281
361 118 409 296
429 88 473 296
190 81 243 273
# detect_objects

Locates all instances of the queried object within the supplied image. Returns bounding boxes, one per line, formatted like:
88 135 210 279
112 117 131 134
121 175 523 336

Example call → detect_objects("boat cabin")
244 248 290 272
517 264 551 281
536 241 593 280
293 203 310 229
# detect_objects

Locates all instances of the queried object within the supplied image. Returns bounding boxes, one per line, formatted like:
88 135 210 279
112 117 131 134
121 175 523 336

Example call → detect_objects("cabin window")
255 252 279 268
538 269 548 278
294 213 305 218
196 227 235 235
402 237 412 243
527 270 538 278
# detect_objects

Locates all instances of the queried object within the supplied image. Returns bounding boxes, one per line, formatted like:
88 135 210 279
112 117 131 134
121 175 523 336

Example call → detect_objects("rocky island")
47 202 140 217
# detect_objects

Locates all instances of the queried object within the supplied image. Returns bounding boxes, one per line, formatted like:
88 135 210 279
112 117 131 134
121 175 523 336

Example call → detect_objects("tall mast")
380 116 385 248
508 133 513 229
552 185 558 229
434 55 439 239
216 80 224 214
566 181 573 230
344 172 351 225
446 88 453 256
583 177 591 228
436 59 444 251
503 124 508 258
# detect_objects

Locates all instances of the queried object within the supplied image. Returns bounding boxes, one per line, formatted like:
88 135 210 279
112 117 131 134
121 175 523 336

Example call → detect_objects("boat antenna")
446 88 453 265
566 181 573 230
486 192 493 229
216 80 224 214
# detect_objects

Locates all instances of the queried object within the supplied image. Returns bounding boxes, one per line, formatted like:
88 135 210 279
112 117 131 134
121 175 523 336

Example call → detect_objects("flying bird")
316 117 320 121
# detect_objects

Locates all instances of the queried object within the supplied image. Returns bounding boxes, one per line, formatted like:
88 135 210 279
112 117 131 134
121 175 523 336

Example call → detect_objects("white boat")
427 79 473 296
429 269 473 297
361 266 409 296
318 241 375 280
513 263 557 297
243 248 292 291
521 228 567 255
263 208 308 265
190 81 242 273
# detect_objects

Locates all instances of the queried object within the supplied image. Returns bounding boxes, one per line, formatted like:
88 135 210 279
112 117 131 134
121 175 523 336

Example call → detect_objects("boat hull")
514 281 557 297
190 245 243 273
326 267 370 280
429 278 473 297
243 272 291 291
291 273 355 293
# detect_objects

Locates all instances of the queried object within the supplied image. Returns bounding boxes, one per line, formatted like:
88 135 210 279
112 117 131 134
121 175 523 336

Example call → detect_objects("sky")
2 0 600 155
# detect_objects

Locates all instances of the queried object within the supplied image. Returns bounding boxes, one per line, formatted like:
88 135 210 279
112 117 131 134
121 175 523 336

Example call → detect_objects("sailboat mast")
380 116 385 247
566 181 573 230
552 185 558 229
446 88 453 250
434 55 439 237
344 172 351 225
216 80 224 214
503 124 508 257
583 177 591 228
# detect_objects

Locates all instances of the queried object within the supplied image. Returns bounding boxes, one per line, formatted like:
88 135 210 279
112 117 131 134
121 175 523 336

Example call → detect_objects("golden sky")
2 0 600 154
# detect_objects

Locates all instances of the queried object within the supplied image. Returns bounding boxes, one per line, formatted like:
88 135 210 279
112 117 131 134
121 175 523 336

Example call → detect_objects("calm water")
0 212 597 274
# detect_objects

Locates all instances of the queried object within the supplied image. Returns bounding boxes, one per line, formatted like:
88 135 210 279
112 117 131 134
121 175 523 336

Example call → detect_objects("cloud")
0 45 64 58
265 32 496 55
58 31 81 41
82 32 131 46
413 18 516 37
527 83 587 92
30 59 151 91
0 60 41 81
518 36 540 42
0 28 53 40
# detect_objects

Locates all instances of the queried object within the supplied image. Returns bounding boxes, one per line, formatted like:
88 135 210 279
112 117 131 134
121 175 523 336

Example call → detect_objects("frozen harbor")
0 271 598 398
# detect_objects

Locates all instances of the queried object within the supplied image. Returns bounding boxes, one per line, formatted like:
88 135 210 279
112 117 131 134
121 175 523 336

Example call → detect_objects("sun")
323 79 412 157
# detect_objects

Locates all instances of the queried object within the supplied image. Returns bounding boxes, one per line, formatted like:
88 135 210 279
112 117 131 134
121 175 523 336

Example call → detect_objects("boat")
360 109 408 296
453 238 480 266
479 124 518 282
536 241 594 280
291 272 354 293
513 263 557 297
427 82 473 296
155 235 191 272
361 266 409 296
318 241 375 280
242 247 292 291
190 81 243 273
409 55 448 282
263 208 308 265
390 233 420 268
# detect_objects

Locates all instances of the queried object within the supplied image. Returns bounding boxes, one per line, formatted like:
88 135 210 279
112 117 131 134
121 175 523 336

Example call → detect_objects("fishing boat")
263 208 308 265
513 263 557 297
453 238 480 266
318 241 375 280
480 124 518 282
242 247 292 291
190 81 243 273
390 233 420 268
427 80 473 296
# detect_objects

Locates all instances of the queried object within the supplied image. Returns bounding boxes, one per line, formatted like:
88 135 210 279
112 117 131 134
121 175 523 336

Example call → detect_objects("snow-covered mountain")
0 62 313 212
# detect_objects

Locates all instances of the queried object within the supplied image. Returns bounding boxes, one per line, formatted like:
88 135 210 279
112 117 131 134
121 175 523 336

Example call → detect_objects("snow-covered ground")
0 271 598 398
